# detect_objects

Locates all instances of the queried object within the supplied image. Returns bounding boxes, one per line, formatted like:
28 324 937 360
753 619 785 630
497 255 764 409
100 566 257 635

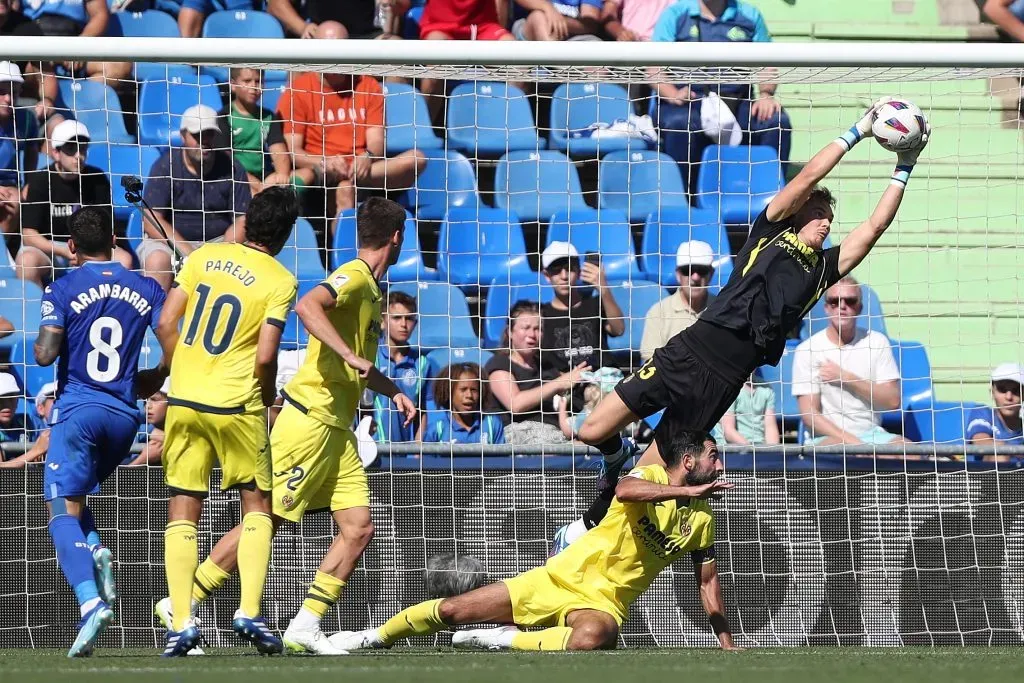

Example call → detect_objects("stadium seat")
261 79 287 114
447 82 545 156
331 210 438 282
281 280 320 351
545 207 641 281
138 75 223 146
605 280 666 356
107 10 188 81
401 149 480 221
276 218 325 283
9 338 55 399
56 80 134 144
482 279 555 348
125 211 144 256
599 150 689 222
549 83 644 157
402 5 424 39
758 340 802 430
495 151 587 223
0 275 44 351
800 284 888 339
425 347 495 378
640 207 732 294
905 400 983 447
383 83 443 156
201 10 286 82
86 143 162 223
390 282 479 350
438 207 532 287
696 145 784 224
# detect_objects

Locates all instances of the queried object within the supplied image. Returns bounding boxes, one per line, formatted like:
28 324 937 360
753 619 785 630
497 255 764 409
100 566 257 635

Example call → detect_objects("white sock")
233 607 252 621
565 518 589 545
491 626 518 648
80 597 102 617
289 606 321 632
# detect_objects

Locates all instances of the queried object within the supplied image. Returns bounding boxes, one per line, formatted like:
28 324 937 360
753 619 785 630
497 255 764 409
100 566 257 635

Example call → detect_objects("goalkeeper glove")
896 120 932 167
836 96 893 151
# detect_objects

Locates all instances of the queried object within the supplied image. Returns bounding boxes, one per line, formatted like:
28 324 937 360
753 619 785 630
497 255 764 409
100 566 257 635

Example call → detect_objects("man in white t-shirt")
792 276 904 445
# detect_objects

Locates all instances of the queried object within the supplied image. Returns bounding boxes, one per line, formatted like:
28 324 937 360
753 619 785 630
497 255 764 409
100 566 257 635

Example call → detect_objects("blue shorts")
43 407 140 501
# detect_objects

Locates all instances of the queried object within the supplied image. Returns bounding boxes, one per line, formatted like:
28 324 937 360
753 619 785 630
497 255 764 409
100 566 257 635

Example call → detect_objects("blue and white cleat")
92 545 117 606
550 524 571 557
154 598 205 655
67 602 115 658
233 614 283 655
596 437 637 496
162 620 202 657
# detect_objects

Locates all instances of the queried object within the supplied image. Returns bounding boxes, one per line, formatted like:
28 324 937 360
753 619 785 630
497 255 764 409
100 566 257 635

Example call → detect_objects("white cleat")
283 625 349 655
452 626 520 651
154 597 206 655
327 629 388 651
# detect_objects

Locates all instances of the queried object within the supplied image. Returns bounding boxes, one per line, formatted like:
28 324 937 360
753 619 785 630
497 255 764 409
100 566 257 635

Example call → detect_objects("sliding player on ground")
331 429 737 652
36 207 166 657
155 187 298 657
554 98 931 550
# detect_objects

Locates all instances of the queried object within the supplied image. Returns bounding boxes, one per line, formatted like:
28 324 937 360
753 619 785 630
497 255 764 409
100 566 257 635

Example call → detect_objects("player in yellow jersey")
153 186 299 657
330 429 740 652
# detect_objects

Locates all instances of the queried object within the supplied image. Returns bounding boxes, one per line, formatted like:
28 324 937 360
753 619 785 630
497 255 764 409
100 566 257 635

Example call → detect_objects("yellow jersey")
281 258 382 430
170 242 297 413
544 464 715 622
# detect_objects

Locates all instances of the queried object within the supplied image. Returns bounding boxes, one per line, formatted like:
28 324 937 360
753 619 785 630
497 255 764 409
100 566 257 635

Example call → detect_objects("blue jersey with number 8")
41 262 166 418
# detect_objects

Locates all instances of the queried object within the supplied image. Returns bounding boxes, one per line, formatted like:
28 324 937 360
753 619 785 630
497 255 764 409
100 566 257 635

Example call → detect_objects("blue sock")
49 514 100 608
78 506 102 551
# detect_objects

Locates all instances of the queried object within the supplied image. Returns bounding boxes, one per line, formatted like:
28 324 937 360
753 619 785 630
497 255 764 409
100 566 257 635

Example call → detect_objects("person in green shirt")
714 371 780 446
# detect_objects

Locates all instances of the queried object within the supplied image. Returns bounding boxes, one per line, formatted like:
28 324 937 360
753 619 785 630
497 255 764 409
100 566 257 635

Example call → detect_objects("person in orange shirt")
277 21 426 232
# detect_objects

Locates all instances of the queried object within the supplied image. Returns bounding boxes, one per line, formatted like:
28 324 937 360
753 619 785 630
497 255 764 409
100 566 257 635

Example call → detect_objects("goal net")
1 37 1024 649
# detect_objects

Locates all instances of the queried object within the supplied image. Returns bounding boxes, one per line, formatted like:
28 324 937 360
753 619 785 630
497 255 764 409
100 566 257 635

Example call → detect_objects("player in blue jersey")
35 207 166 658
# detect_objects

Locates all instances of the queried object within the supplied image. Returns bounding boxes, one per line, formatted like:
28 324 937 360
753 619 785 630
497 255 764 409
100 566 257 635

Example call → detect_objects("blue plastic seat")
280 280 321 351
56 80 134 144
276 218 324 283
261 77 287 114
0 274 44 351
640 207 732 294
383 83 442 156
447 82 545 157
549 83 643 157
425 347 495 378
800 284 887 339
438 207 531 287
604 281 666 355
696 145 784 224
545 207 641 281
482 279 555 348
760 340 803 429
87 144 162 223
599 150 688 222
389 282 479 350
9 338 56 399
201 10 286 82
401 149 479 221
331 210 437 282
138 75 223 146
107 10 189 81
495 151 587 223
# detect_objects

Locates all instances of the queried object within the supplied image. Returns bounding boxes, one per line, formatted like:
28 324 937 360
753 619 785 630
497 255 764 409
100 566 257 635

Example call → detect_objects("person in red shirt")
276 21 426 231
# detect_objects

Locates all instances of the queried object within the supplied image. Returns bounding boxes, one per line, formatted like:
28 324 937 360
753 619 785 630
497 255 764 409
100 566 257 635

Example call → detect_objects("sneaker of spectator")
512 0 605 41
966 363 1024 455
0 61 37 252
269 0 408 39
600 0 674 41
639 239 715 361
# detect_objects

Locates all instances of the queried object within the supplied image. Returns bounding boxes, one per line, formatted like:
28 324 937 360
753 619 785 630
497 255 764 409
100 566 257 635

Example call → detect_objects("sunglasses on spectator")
825 296 860 307
58 141 87 157
678 265 713 278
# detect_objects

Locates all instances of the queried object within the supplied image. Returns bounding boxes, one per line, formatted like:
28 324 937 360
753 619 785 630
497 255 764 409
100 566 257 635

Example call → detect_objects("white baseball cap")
541 241 580 270
159 377 171 395
35 382 58 410
991 362 1024 385
676 240 715 268
0 61 24 85
179 104 221 135
51 119 91 148
0 372 20 398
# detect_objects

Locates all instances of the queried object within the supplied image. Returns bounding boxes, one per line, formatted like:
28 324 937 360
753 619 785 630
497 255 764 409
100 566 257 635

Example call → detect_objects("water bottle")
374 1 392 30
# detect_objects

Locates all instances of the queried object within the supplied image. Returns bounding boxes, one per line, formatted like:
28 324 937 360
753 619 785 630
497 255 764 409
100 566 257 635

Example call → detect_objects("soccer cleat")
233 614 283 655
283 624 349 655
327 629 388 651
452 625 519 651
67 602 115 658
550 524 571 557
596 437 637 496
92 545 117 606
154 598 206 655
162 620 202 657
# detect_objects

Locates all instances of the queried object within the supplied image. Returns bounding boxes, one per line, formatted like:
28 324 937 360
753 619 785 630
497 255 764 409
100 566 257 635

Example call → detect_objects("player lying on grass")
554 98 931 551
330 429 738 652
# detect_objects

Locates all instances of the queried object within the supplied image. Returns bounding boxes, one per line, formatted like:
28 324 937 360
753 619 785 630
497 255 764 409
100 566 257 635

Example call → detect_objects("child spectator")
714 371 780 446
425 362 505 445
557 367 623 440
0 380 55 467
967 363 1023 461
128 378 169 466
374 290 430 442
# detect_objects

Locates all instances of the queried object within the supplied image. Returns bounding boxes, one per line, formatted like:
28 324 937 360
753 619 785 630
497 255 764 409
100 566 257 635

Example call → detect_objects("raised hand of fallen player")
897 119 931 167
392 392 417 427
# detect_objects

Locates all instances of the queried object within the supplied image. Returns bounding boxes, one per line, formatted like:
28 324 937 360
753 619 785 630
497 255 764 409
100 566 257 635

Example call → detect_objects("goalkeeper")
330 429 738 652
555 98 931 550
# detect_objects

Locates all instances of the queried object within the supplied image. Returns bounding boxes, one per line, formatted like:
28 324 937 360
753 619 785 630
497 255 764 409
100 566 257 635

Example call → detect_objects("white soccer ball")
871 99 928 153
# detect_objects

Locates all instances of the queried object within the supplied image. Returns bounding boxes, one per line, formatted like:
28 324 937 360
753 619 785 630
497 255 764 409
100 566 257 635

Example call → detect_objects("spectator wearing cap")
639 239 716 361
0 380 55 467
0 372 28 447
17 119 132 286
966 363 1024 458
539 240 624 375
142 104 252 290
0 62 38 249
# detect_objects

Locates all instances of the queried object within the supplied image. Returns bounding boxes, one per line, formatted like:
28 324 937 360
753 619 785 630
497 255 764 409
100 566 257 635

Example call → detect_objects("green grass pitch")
2 648 1022 683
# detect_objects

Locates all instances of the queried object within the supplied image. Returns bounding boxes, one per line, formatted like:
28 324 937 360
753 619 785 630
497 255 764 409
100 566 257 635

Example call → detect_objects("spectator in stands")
424 362 506 444
557 366 623 440
484 300 588 445
0 371 28 444
373 290 430 443
984 0 1024 42
539 241 624 375
17 120 132 286
0 0 42 39
0 380 53 467
169 0 256 38
268 0 407 39
127 378 168 466
651 0 791 195
639 239 715 361
512 0 605 40
966 363 1024 455
141 104 252 290
792 276 905 446
277 21 426 225
600 0 673 40
714 370 779 446
0 62 37 253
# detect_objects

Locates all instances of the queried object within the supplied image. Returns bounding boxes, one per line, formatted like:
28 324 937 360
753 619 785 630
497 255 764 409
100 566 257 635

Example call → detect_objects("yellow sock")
237 512 274 618
301 570 345 620
192 557 231 605
511 627 573 651
164 521 199 632
378 599 445 645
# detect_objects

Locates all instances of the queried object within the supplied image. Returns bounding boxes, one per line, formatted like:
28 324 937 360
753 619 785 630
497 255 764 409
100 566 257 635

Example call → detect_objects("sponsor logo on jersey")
332 274 349 289
774 231 819 273
634 514 686 556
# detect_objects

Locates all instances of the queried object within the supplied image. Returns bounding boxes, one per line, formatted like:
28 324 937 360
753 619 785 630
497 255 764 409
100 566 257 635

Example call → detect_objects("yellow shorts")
271 403 369 522
163 405 271 495
503 566 624 627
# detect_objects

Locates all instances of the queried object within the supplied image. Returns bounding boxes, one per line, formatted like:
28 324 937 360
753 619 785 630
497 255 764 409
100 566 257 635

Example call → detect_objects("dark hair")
663 429 715 468
245 186 299 256
387 290 417 313
357 197 406 249
68 206 113 256
807 185 836 210
499 300 540 353
433 362 485 411
229 66 260 82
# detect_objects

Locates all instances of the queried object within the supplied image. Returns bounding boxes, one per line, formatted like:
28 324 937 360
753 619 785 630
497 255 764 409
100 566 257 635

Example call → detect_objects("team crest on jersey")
40 301 54 316
280 494 295 510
